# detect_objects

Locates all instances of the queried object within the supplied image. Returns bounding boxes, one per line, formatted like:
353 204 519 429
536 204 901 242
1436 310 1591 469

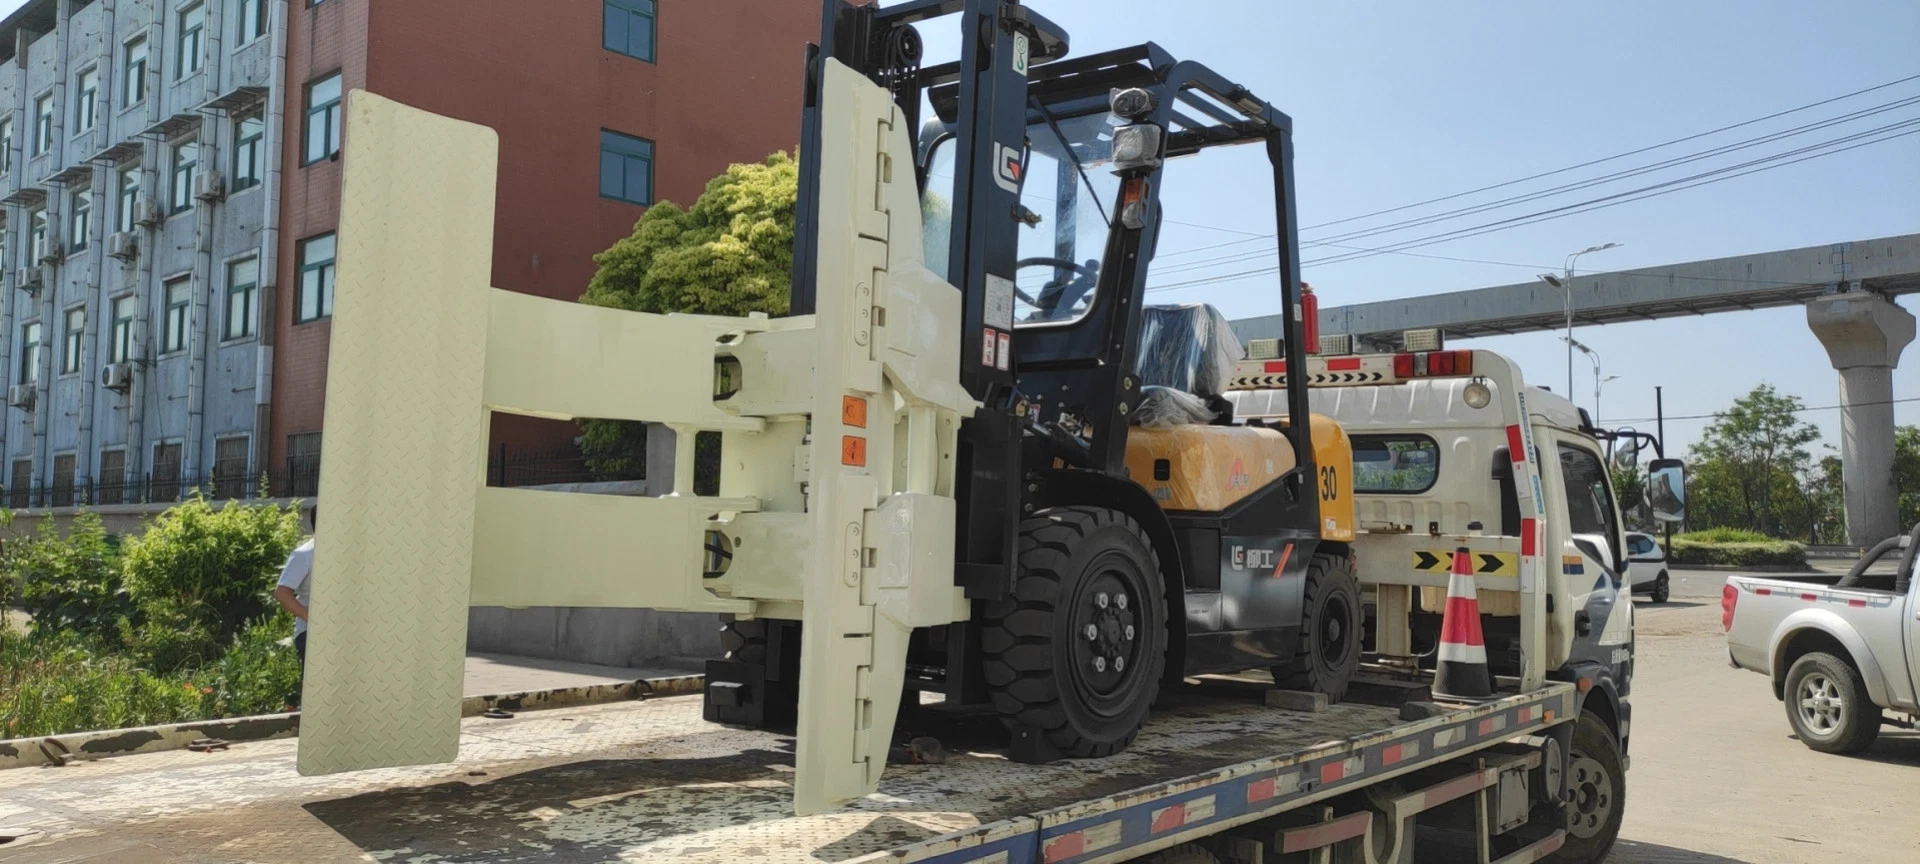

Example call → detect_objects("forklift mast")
791 0 1318 602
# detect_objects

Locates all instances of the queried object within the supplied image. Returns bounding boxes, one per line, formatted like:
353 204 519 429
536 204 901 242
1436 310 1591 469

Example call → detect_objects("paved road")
1610 599 1920 863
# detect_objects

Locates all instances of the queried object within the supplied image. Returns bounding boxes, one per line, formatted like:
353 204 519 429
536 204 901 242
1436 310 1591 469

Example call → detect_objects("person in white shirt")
273 508 317 667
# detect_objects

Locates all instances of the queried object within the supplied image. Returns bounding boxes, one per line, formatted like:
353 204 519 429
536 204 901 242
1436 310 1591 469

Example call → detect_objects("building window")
97 449 126 505
177 3 206 80
151 442 183 503
238 0 268 43
171 140 197 213
28 210 47 263
599 130 653 206
226 257 258 339
124 36 149 106
213 436 250 499
61 307 84 375
10 460 31 509
232 114 263 191
603 0 656 63
69 192 89 252
74 66 99 132
117 169 141 233
19 322 41 385
296 233 335 322
286 432 321 497
0 118 11 174
304 73 342 164
163 277 191 353
110 295 136 363
33 93 53 155
52 454 75 508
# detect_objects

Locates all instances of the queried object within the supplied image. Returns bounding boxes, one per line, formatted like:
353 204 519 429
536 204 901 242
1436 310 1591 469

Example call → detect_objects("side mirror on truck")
1649 458 1686 524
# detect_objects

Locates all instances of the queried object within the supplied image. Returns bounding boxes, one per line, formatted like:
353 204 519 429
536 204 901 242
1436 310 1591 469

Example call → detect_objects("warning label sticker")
985 274 1016 331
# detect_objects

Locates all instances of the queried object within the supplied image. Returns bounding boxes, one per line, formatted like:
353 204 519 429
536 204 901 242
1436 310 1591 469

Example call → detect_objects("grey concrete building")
0 0 278 508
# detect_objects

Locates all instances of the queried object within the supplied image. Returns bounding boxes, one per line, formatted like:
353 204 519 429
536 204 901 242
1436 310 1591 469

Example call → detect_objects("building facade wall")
0 0 276 506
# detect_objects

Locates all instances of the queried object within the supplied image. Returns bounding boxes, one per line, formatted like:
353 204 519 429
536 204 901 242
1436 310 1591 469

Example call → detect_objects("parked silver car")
1627 531 1669 603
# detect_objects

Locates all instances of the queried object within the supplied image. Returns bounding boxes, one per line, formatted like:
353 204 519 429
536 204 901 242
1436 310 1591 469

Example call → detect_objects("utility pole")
1657 385 1671 555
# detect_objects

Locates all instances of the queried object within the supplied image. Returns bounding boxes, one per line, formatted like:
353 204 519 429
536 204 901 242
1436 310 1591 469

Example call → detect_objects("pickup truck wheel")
1552 711 1624 864
1784 652 1880 754
1651 572 1669 604
982 506 1167 760
1271 550 1362 702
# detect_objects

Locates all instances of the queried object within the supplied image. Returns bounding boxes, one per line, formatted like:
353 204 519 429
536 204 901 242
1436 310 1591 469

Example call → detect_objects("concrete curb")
0 673 705 771
1670 563 1815 573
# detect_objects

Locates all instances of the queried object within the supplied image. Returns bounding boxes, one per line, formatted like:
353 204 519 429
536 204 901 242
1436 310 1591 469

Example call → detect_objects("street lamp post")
1566 337 1620 423
1538 242 1622 397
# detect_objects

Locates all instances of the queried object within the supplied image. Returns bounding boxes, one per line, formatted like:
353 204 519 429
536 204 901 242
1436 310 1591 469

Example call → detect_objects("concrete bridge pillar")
1807 292 1915 546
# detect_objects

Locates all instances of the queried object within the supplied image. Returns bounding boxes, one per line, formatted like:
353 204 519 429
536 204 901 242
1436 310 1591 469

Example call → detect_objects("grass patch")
1670 529 1807 567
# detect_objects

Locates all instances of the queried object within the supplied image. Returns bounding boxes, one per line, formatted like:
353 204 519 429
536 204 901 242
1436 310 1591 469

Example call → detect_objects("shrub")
5 511 130 643
120 496 303 671
1669 531 1806 567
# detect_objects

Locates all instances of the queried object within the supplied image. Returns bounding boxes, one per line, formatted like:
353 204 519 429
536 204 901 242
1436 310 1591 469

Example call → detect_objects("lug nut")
1114 656 1126 672
1096 593 1110 609
1115 593 1128 610
1093 657 1107 673
1085 624 1099 640
1124 624 1135 640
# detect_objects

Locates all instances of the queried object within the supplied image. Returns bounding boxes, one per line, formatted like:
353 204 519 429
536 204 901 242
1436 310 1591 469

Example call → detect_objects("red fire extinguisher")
1300 282 1320 354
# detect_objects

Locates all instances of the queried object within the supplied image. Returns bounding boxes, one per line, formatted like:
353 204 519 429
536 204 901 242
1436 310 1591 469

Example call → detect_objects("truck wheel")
1784 652 1880 754
1271 550 1362 702
1651 572 1669 604
1553 711 1624 864
982 506 1167 759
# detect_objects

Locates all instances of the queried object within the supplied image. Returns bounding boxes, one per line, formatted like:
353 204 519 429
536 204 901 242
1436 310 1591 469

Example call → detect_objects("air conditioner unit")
194 170 225 201
108 231 138 260
39 238 63 264
134 196 162 227
7 383 35 410
15 266 41 293
101 362 134 392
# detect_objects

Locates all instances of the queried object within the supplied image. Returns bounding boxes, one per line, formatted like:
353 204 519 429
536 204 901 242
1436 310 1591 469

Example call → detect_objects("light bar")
1402 328 1443 352
1245 338 1282 361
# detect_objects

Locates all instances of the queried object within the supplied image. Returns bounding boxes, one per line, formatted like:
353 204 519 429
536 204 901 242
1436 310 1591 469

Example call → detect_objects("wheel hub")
1797 674 1844 734
1566 753 1614 839
1071 569 1143 704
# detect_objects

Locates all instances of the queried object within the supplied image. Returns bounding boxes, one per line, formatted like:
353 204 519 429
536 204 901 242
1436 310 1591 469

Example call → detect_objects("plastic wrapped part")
1135 303 1246 397
1134 385 1216 428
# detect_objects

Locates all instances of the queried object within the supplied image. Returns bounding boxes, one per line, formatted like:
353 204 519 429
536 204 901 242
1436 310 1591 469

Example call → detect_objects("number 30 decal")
1319 465 1338 501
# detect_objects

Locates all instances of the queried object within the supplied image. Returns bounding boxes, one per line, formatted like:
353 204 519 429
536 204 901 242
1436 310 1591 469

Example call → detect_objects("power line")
1606 396 1920 426
1147 73 1920 265
1151 94 1920 273
1144 120 1920 291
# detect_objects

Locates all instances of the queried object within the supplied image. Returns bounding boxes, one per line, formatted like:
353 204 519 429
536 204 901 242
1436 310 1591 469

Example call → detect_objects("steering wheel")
1015 256 1099 320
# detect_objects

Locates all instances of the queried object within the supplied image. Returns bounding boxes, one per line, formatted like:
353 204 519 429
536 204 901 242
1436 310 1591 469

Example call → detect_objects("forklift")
708 0 1362 765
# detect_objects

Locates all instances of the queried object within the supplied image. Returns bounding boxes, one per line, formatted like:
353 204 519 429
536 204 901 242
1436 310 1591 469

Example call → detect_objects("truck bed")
0 680 1577 864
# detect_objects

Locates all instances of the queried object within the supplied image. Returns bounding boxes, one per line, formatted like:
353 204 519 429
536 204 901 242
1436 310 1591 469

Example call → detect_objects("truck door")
1552 439 1633 667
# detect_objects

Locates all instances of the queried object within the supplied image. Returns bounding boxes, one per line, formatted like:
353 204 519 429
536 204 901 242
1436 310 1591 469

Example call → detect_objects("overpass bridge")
1230 233 1920 545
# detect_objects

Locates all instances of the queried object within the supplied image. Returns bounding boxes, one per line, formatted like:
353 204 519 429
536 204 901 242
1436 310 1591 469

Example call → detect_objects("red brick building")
269 0 818 484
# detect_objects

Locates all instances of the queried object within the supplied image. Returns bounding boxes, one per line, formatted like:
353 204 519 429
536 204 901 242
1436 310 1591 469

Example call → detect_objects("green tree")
579 151 799 480
1609 452 1649 532
1686 383 1821 538
1896 425 1920 530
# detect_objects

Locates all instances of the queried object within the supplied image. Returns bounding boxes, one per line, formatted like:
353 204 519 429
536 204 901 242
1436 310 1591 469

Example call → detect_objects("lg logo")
993 143 1023 194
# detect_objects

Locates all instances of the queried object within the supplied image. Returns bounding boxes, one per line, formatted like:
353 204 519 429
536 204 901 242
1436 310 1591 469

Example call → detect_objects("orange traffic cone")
1433 546 1494 702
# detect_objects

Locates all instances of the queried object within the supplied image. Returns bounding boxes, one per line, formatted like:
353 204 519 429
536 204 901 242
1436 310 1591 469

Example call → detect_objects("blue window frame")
599 130 653 206
603 0 656 63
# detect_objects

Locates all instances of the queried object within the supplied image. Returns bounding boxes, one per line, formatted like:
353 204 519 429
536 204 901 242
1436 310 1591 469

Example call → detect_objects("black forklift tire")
1553 711 1625 864
1138 843 1220 864
981 506 1168 759
1271 550 1362 703
1783 652 1880 754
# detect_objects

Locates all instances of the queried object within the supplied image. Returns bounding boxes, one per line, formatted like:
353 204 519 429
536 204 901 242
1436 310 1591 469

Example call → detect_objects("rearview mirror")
1613 427 1639 465
1649 458 1686 524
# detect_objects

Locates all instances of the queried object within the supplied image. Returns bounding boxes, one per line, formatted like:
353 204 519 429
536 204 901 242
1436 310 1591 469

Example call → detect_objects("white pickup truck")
1724 522 1920 753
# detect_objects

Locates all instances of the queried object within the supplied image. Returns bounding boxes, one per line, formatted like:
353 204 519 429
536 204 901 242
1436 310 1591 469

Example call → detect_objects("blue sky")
923 0 1919 460
9 0 1909 462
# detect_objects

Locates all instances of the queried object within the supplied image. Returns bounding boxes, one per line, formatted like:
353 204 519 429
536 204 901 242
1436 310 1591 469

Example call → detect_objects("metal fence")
487 443 642 488
5 470 267 510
